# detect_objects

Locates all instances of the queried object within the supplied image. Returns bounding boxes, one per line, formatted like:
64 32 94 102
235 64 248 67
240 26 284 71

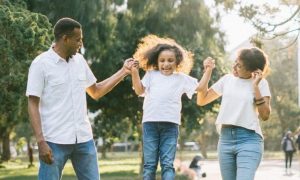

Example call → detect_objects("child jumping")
130 35 214 180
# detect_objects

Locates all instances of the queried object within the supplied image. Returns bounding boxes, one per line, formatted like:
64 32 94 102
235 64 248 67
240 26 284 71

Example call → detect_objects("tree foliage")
257 37 300 150
0 0 52 160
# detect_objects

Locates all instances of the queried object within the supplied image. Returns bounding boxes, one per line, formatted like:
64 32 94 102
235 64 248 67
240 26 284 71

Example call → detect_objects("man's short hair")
54 17 81 42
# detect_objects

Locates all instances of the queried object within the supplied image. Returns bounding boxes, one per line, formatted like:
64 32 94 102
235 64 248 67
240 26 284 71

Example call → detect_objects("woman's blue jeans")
38 139 99 180
218 126 263 180
142 121 179 180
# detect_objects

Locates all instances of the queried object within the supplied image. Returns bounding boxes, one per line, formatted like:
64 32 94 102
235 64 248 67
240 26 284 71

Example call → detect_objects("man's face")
65 28 83 56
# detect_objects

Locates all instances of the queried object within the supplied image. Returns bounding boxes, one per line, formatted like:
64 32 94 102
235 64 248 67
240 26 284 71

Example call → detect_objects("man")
26 17 132 180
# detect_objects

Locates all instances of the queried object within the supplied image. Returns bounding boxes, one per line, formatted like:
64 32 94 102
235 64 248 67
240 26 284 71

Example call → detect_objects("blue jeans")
38 139 99 180
218 126 263 180
142 121 179 180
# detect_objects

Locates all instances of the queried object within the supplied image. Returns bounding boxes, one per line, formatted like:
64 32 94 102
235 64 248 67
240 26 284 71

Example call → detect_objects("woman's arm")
252 70 271 121
253 85 271 121
196 57 220 106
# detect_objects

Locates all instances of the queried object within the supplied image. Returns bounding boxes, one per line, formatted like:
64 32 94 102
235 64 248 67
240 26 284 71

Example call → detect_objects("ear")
62 34 68 43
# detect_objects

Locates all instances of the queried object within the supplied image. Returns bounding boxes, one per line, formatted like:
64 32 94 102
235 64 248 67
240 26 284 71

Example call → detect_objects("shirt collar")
48 44 75 63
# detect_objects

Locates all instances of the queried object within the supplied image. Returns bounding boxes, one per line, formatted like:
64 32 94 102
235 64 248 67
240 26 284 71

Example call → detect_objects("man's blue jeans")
142 121 179 180
38 139 99 180
218 126 263 180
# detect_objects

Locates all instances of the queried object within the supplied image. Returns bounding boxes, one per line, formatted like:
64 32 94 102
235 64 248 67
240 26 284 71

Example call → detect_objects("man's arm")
28 96 53 164
86 58 134 100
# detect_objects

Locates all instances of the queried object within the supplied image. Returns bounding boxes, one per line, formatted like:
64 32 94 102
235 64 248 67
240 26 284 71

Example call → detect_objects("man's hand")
38 141 54 164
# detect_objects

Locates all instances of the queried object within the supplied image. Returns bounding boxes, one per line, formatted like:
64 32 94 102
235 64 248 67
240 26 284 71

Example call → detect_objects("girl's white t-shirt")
211 74 271 138
141 70 198 125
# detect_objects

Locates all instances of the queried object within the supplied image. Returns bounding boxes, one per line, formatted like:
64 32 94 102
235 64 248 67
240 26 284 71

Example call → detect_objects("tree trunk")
1 132 11 161
101 137 107 159
137 121 143 177
27 138 34 167
198 132 208 159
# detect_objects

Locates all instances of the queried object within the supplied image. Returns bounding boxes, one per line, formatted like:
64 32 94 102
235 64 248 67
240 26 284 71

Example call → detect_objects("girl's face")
158 50 177 76
232 58 252 79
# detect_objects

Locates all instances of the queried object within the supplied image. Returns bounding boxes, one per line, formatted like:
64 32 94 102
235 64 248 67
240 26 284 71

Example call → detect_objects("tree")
0 0 52 161
262 37 300 150
214 0 300 48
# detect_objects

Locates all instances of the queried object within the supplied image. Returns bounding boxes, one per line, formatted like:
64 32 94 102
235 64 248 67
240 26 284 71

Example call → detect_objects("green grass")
0 152 189 180
0 151 284 179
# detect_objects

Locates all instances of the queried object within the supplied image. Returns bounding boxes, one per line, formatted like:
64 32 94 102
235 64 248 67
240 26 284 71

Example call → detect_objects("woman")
281 131 296 174
197 47 271 180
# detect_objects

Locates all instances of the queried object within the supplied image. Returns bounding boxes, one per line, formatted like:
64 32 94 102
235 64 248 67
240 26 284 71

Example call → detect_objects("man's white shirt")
26 47 96 144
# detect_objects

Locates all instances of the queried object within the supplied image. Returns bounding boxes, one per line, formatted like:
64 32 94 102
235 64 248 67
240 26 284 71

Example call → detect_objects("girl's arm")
196 57 220 106
131 61 145 95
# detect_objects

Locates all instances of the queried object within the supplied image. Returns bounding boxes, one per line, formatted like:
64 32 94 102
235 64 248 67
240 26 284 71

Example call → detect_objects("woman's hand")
252 69 263 86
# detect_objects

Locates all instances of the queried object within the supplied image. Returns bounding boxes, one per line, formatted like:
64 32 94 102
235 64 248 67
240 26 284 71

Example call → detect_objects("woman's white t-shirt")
211 74 271 138
141 70 199 125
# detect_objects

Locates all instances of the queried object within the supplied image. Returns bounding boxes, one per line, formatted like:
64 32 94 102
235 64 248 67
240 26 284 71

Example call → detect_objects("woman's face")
157 50 177 76
232 58 252 79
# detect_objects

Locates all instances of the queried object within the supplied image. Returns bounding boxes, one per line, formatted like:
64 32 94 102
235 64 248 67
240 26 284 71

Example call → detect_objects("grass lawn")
0 151 283 180
0 151 190 180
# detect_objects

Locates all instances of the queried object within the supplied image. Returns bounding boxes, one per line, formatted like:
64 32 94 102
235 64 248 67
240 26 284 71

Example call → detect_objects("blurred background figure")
281 130 296 174
189 155 206 179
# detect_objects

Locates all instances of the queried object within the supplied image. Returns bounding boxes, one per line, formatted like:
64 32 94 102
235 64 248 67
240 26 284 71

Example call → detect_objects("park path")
183 159 300 180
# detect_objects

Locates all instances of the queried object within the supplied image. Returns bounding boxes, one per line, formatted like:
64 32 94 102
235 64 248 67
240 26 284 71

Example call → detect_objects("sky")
220 12 257 51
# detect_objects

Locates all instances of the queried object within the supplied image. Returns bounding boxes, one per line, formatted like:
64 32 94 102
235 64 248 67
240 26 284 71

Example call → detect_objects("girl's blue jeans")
38 139 99 180
218 126 263 180
142 121 179 180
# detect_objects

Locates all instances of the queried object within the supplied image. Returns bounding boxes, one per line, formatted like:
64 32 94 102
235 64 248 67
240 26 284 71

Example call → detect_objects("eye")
159 58 166 62
168 58 175 62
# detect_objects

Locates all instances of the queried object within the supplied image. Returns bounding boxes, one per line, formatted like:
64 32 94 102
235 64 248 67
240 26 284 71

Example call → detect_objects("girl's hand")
252 69 263 86
203 57 215 71
131 60 139 72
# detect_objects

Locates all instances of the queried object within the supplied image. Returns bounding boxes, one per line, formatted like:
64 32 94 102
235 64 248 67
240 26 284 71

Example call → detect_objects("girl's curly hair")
133 35 194 74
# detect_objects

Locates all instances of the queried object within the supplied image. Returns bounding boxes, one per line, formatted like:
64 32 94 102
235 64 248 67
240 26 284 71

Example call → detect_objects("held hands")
122 58 139 74
38 141 54 164
252 70 263 86
123 58 135 74
203 57 215 71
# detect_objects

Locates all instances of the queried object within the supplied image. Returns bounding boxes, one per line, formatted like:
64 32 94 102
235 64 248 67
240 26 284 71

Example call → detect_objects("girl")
130 35 210 180
197 47 271 180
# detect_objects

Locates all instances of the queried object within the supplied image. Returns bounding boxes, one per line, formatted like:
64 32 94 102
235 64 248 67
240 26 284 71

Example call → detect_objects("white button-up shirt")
26 47 97 144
